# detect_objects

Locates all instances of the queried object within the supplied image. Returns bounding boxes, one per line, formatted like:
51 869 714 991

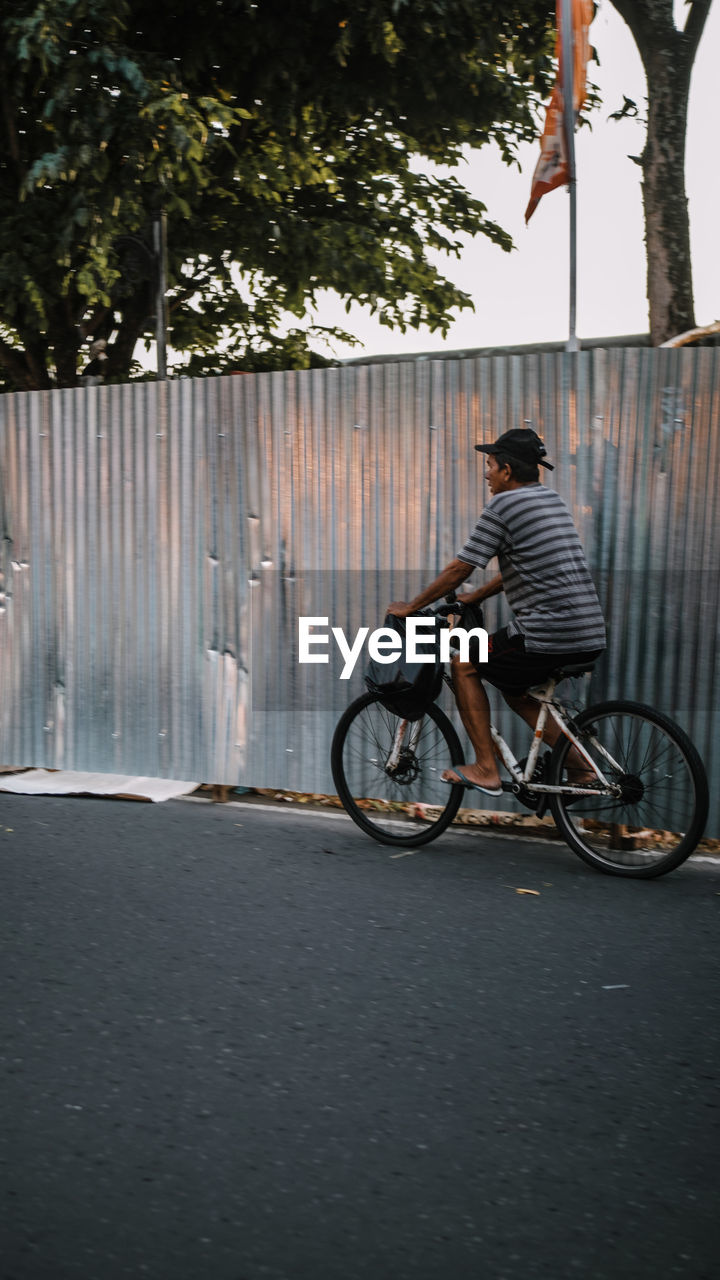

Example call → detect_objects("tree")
608 0 713 345
0 0 556 391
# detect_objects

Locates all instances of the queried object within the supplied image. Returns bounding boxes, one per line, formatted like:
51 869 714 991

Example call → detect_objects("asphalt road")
2 793 718 1280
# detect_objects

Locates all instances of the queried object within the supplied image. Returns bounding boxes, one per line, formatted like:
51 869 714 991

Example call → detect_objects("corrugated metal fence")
1 349 718 832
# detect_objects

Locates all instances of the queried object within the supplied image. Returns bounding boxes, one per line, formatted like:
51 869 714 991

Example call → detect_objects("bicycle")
331 597 709 878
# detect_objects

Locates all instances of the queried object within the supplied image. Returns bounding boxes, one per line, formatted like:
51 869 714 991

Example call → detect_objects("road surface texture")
2 793 718 1280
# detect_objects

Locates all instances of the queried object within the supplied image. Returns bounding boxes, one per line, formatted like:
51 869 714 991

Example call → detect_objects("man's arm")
387 559 475 618
458 573 504 606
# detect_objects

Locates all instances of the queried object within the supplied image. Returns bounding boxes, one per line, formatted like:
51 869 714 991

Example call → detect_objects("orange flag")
525 0 594 223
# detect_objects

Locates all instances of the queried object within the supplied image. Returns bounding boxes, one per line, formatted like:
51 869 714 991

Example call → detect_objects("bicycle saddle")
553 662 595 679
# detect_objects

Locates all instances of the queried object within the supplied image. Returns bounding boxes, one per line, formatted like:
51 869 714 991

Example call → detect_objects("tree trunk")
641 45 694 344
50 336 80 388
609 0 711 346
102 288 153 382
0 341 38 392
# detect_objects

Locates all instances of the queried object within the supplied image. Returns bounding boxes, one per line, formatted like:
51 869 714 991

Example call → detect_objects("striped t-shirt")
458 484 606 654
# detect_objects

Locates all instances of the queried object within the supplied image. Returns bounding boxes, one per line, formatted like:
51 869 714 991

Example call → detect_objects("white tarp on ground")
0 771 198 802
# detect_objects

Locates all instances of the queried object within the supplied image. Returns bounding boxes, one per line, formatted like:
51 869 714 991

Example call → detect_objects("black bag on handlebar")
364 610 444 722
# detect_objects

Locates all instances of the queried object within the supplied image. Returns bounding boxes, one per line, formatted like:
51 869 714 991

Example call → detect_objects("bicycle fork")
385 719 422 775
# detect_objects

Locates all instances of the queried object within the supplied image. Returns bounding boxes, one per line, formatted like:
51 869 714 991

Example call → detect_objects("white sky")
310 0 720 358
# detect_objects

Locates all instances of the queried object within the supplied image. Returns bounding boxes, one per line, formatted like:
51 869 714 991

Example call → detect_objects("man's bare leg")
442 657 502 789
503 692 556 740
503 692 593 778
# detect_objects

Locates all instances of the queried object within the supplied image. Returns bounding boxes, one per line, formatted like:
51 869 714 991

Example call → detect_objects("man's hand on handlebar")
389 592 467 622
388 592 458 619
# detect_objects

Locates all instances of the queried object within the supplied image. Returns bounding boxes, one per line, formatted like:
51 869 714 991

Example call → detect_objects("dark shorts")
474 626 603 696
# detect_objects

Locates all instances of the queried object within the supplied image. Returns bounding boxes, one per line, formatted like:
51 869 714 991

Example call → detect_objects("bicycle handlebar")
434 590 465 618
433 593 485 628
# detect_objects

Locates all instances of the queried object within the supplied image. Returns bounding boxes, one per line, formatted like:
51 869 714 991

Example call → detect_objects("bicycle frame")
436 670 623 799
493 679 621 797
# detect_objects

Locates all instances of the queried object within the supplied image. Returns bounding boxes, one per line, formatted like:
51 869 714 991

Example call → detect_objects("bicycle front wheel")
550 700 708 878
331 692 465 847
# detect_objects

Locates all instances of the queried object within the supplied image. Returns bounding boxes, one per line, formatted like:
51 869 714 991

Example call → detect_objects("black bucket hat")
475 427 554 471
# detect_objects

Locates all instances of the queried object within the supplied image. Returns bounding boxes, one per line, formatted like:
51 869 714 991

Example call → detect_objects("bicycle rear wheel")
550 700 708 878
331 692 465 847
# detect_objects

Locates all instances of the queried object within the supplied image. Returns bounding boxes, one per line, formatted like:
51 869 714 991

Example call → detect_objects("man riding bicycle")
387 427 606 796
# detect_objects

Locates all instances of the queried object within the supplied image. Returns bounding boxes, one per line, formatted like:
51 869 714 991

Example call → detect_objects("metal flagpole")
153 211 169 380
560 0 579 352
